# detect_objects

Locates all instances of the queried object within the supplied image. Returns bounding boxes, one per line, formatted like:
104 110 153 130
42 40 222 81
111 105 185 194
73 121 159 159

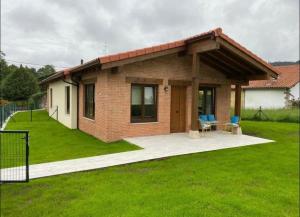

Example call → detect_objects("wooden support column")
234 84 242 116
190 53 200 132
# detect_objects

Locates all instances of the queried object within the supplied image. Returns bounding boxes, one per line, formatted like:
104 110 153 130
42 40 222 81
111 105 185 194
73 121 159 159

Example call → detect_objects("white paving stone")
1 131 273 180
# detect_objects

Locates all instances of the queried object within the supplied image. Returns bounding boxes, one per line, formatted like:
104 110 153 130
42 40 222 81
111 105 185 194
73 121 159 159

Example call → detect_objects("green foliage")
240 108 299 123
1 65 39 101
1 121 298 217
0 56 55 100
36 64 55 80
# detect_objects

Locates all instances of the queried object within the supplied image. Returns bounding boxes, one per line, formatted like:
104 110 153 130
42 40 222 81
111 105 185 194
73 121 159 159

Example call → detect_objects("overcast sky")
1 0 299 70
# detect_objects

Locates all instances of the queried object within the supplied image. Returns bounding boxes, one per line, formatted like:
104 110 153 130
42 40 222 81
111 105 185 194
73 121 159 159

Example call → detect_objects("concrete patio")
0 131 273 181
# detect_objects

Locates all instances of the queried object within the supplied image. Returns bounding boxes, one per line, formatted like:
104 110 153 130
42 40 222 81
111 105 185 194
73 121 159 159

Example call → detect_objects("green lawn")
4 110 140 165
1 121 298 217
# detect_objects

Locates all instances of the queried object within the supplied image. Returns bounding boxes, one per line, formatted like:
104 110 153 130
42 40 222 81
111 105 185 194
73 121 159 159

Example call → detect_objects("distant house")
41 28 278 142
231 64 299 109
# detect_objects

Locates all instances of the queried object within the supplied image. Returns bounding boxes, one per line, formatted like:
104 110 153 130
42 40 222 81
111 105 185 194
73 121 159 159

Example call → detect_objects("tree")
1 65 39 101
37 65 55 80
0 51 9 83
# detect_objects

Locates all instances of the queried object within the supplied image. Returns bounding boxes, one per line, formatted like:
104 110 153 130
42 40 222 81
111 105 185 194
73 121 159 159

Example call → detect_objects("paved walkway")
1 131 273 180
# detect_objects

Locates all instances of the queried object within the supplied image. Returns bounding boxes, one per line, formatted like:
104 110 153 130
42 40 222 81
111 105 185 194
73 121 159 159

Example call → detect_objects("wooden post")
190 53 200 132
234 84 242 116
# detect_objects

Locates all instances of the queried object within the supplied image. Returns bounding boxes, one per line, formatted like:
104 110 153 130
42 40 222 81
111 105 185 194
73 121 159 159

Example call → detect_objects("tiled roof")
99 29 216 64
243 64 300 89
42 27 279 83
98 28 278 75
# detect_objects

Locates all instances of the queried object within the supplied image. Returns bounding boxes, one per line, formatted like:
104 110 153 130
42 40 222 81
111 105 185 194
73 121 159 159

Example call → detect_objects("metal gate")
0 130 29 183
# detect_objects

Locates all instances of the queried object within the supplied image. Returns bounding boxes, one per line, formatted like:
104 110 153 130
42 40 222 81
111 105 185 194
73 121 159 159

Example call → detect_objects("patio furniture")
207 114 219 126
199 116 211 135
199 114 219 130
226 116 242 134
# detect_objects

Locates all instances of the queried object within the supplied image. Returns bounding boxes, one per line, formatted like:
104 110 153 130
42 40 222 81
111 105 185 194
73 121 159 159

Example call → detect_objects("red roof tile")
96 28 278 75
244 64 300 89
97 29 215 65
42 27 279 84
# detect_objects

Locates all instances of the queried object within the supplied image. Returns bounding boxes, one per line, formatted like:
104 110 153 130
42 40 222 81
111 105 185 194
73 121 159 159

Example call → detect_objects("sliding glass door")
198 87 215 115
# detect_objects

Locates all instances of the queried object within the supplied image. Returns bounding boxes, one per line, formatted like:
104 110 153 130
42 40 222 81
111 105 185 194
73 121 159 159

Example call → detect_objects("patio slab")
0 131 273 180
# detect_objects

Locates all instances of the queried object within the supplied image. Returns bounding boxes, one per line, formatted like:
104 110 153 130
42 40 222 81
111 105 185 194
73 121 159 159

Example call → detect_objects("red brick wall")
78 53 232 142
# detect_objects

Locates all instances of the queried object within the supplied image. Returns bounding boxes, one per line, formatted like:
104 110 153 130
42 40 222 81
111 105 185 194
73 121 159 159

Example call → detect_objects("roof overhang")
185 29 278 82
40 28 278 84
39 70 64 85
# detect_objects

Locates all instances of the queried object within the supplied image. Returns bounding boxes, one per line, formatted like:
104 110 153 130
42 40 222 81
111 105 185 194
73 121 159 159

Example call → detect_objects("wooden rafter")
213 50 257 75
216 37 277 78
204 52 247 77
200 54 237 78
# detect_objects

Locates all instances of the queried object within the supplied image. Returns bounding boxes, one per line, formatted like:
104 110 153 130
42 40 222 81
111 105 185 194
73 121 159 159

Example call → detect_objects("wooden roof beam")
213 50 257 75
204 52 247 77
200 54 238 78
216 37 277 78
188 40 220 54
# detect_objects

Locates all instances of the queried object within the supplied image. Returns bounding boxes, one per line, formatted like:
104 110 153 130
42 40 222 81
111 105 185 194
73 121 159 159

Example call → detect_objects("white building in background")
47 73 78 129
242 64 299 109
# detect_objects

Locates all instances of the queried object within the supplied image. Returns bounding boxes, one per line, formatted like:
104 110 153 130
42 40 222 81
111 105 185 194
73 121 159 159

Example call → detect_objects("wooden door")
170 86 186 133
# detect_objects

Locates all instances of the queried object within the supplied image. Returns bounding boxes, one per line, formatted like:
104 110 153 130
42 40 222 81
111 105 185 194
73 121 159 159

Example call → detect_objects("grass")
3 110 140 165
1 121 298 217
240 108 299 123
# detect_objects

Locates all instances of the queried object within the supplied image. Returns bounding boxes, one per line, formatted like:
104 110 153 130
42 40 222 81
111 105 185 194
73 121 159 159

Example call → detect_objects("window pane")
131 105 142 118
144 87 154 105
66 86 70 114
198 90 204 115
132 86 142 105
131 84 157 122
144 104 155 117
84 84 95 119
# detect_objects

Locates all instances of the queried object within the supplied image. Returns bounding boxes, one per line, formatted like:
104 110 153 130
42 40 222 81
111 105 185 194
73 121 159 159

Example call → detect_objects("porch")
125 131 273 154
185 29 278 137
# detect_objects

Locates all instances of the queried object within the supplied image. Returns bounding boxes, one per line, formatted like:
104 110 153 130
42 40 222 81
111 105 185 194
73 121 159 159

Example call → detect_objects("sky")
1 0 299 70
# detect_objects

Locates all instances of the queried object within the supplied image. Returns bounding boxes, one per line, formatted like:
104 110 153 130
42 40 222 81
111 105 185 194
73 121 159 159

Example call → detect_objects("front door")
170 85 186 133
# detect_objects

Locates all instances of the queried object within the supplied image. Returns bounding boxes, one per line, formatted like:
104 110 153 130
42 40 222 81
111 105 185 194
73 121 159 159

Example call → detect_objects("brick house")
41 28 278 142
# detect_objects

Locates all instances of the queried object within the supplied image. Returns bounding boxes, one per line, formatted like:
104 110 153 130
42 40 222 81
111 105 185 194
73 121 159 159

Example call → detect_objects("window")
198 87 215 115
131 84 157 123
50 88 53 108
65 86 70 114
84 83 95 119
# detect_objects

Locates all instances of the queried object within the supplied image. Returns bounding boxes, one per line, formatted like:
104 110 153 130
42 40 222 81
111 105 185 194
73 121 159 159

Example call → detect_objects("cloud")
2 0 299 70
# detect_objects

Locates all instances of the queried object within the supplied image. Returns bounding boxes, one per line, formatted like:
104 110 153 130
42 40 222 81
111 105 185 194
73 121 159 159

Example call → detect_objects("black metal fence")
0 101 44 129
0 130 29 183
0 103 17 129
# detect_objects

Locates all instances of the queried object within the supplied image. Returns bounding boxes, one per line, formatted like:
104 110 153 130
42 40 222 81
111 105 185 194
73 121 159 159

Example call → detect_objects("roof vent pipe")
80 59 84 64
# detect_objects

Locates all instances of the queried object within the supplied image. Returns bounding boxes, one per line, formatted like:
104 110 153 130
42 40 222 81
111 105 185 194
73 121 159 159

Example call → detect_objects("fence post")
25 131 29 182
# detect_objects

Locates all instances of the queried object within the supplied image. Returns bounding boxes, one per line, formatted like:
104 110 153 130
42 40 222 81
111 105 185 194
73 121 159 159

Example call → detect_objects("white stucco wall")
244 89 286 109
48 78 77 129
290 82 300 100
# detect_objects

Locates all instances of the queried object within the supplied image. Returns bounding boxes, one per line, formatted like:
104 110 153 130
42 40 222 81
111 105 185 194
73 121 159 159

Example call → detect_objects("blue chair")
199 115 208 122
231 116 240 126
207 114 216 121
207 114 219 125
198 118 211 134
226 116 240 132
